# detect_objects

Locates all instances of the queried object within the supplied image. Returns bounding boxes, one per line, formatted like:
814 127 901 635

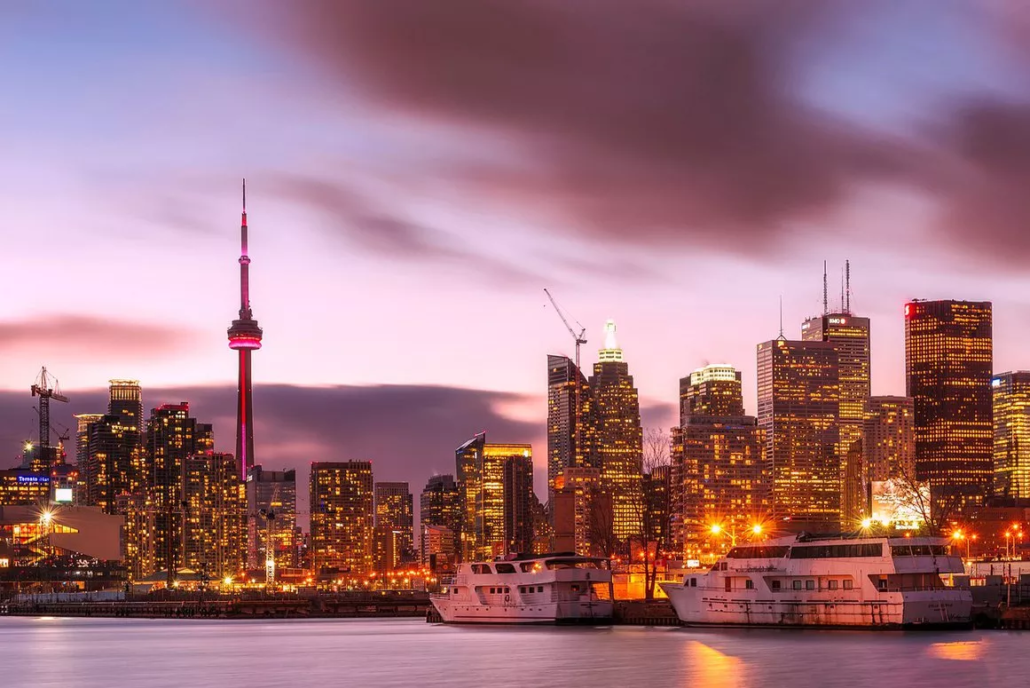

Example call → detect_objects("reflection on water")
0 618 1026 688
686 641 746 687
927 640 985 661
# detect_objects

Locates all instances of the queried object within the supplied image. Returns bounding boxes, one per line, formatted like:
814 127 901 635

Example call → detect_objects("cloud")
0 315 192 359
237 0 1030 264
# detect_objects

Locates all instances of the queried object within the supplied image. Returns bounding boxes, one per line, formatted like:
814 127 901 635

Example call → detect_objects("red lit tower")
227 180 262 480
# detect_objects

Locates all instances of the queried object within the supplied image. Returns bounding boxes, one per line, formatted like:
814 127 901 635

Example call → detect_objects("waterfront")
1 618 1028 687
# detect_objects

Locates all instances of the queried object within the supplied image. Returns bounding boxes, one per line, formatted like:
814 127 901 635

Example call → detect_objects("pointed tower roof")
598 319 623 362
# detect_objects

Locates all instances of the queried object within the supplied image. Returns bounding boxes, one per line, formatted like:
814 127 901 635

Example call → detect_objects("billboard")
870 479 928 530
54 488 74 503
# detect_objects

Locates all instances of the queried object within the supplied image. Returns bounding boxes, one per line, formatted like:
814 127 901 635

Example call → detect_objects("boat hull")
661 583 972 629
431 598 613 625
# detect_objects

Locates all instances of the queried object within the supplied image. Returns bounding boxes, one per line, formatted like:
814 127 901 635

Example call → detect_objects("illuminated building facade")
801 313 871 457
680 364 744 422
420 474 462 546
551 466 601 556
421 524 456 574
108 379 143 433
245 466 298 571
546 354 595 513
863 396 916 483
227 182 262 481
456 434 533 560
589 320 643 541
0 470 50 506
74 413 103 504
672 364 768 557
905 300 993 505
143 403 214 577
181 452 244 579
502 452 534 555
993 371 1030 499
373 482 414 572
643 464 671 546
310 461 374 576
757 339 840 530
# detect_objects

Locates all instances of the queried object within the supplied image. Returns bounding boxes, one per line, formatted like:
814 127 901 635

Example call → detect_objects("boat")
660 533 973 628
430 552 613 624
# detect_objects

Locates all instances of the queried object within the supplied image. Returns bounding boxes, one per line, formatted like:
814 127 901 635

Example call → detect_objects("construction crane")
31 366 68 490
543 289 588 465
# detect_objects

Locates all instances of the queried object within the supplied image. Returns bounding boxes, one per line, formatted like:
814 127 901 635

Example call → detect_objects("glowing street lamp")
860 518 873 530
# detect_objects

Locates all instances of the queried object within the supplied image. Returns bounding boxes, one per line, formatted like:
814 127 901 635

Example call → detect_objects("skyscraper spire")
598 319 623 362
777 296 785 340
822 260 828 316
845 259 851 315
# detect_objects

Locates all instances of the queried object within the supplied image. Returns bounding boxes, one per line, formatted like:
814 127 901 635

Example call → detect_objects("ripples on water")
0 618 1025 688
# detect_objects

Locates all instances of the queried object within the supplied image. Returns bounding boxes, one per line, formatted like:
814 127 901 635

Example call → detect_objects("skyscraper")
227 181 262 481
502 451 534 555
863 396 916 483
905 300 993 506
992 372 1030 499
801 312 871 458
181 451 244 579
456 433 533 560
310 461 374 576
672 364 768 557
246 466 298 570
551 466 602 556
589 320 643 541
83 381 144 514
546 354 594 511
679 364 744 422
144 403 214 577
374 482 414 572
757 338 840 530
108 380 143 432
420 474 462 539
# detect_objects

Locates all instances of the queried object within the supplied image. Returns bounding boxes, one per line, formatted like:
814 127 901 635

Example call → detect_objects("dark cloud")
0 315 192 358
269 173 540 283
242 0 1030 264
0 383 542 524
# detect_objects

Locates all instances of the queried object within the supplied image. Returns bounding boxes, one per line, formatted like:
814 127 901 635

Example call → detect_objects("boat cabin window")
690 578 697 588
471 564 493 574
792 580 802 590
828 580 839 590
519 562 540 573
546 559 600 570
805 580 815 590
537 586 544 592
726 546 790 559
771 580 781 591
495 563 517 574
892 544 946 556
745 579 754 589
789 543 882 559
843 580 853 590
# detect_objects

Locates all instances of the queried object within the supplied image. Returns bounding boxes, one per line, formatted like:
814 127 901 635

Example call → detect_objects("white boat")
660 534 972 628
431 553 613 624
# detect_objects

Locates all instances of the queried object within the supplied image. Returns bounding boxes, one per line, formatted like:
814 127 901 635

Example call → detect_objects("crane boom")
544 288 587 346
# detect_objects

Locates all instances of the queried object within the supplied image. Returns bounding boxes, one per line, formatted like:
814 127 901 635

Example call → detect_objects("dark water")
1 617 1026 687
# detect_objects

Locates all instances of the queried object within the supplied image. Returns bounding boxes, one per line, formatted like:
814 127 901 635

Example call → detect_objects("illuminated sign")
992 379 1002 388
870 479 927 530
54 488 73 503
686 559 701 568
16 475 49 484
829 317 846 325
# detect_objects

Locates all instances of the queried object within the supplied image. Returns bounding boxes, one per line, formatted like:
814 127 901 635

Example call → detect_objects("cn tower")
227 179 262 480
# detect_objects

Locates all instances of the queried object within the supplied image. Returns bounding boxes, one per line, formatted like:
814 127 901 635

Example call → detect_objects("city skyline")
6 2 1030 512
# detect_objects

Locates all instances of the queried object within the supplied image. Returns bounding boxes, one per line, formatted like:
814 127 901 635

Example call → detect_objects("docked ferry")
431 553 613 624
660 534 972 628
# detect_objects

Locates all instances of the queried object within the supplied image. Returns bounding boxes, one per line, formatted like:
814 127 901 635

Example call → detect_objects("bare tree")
586 488 618 601
885 464 964 537
631 428 671 600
